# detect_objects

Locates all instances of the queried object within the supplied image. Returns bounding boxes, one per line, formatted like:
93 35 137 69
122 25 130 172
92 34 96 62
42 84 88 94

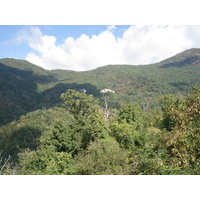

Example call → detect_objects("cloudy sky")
1 25 200 71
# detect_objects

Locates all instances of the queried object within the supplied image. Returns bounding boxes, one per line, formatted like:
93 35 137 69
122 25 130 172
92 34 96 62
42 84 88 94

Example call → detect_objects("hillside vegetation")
0 48 199 175
1 48 200 126
0 86 199 175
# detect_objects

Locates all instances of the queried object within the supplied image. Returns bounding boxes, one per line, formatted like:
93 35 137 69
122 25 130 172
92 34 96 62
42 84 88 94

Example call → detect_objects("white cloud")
107 25 116 31
12 25 200 71
119 25 196 65
12 26 44 51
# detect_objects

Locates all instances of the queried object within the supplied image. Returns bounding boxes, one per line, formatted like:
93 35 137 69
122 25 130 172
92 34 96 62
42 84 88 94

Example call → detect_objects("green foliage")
110 103 145 149
18 148 75 175
40 121 81 156
1 49 200 125
129 148 169 175
18 90 110 174
1 54 200 175
2 84 200 175
0 126 41 163
61 89 109 149
0 151 16 175
61 89 100 118
0 107 73 163
161 85 200 170
0 61 53 126
110 120 137 149
118 103 145 129
18 121 76 175
74 137 130 175
160 94 181 130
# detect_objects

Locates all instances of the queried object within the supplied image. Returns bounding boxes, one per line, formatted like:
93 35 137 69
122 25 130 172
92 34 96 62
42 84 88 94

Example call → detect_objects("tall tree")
61 89 109 149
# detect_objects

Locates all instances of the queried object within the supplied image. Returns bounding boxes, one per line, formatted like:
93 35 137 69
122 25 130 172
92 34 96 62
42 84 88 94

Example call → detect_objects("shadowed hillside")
0 48 200 125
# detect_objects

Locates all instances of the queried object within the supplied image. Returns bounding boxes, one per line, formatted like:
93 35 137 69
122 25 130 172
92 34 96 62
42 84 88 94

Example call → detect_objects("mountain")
0 48 200 126
160 48 200 66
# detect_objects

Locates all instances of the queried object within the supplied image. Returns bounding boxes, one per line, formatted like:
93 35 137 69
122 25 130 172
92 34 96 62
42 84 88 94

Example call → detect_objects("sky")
1 25 200 71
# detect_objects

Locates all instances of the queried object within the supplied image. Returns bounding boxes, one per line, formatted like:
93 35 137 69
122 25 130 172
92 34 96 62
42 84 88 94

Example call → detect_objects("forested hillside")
0 87 199 175
1 48 200 126
0 48 200 175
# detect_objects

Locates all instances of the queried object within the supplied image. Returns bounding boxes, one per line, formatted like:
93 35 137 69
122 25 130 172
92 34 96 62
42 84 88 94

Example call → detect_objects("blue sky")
1 25 200 71
0 25 129 60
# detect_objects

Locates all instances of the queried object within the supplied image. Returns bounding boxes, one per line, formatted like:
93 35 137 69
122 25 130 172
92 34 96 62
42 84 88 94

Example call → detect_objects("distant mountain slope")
0 62 40 125
0 48 200 125
160 48 200 66
0 58 49 75
0 60 100 125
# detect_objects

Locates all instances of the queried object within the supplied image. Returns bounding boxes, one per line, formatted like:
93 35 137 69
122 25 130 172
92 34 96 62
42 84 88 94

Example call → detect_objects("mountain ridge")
0 48 200 126
160 48 200 65
1 48 200 73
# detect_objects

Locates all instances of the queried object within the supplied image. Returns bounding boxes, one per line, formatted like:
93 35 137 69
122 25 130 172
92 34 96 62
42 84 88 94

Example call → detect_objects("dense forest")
1 48 200 126
0 86 199 175
0 48 200 175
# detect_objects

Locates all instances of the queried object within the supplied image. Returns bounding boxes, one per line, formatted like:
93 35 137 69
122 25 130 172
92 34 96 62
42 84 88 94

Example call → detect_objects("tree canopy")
0 86 199 175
